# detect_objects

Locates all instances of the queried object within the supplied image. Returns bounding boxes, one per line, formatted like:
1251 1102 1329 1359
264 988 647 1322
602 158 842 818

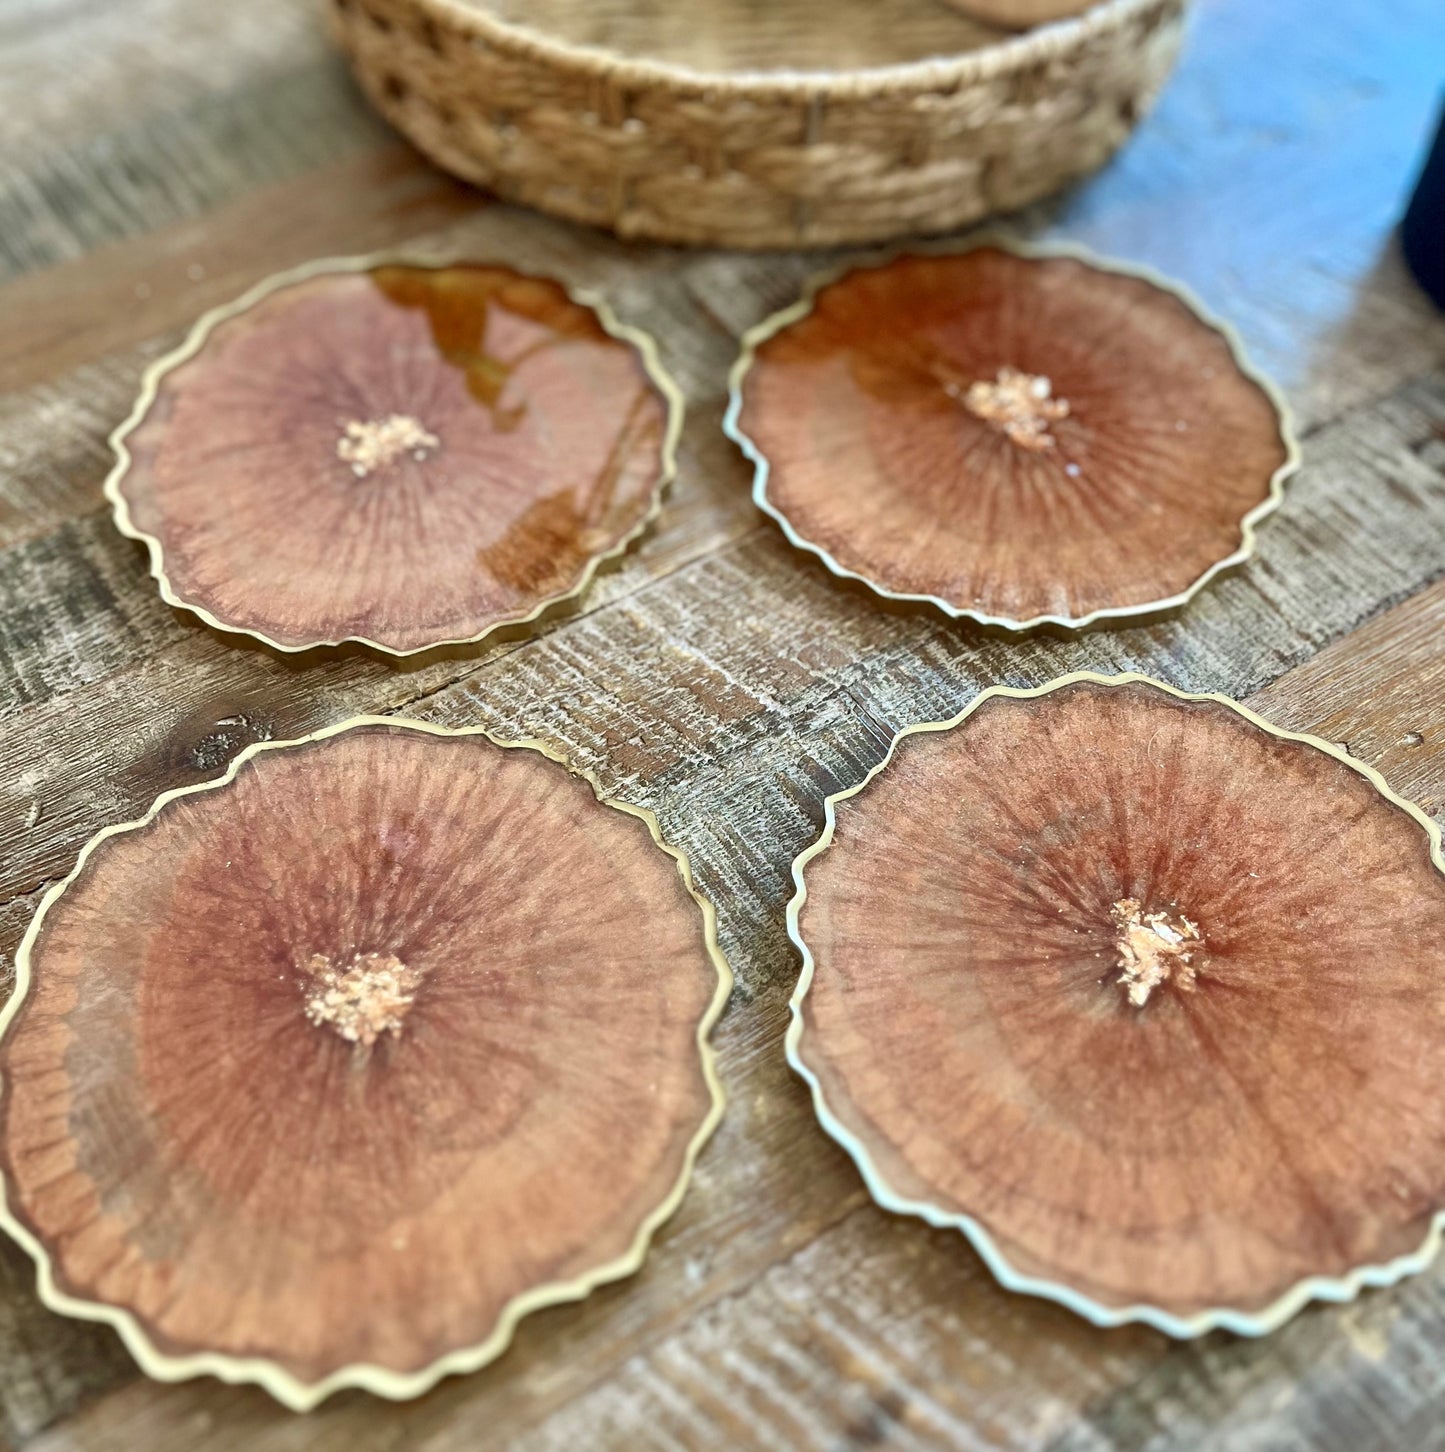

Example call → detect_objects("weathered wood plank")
0 63 389 283
0 0 383 279
372 370 1445 998
0 366 1442 952
506 1210 1161 1452
0 146 478 398
23 567 1445 1452
1042 1283 1445 1452
0 414 758 907
0 1235 135 1452
3 0 1445 1445
6 0 1445 548
2 375 1442 1449
0 355 151 557
0 0 327 157
1250 579 1445 815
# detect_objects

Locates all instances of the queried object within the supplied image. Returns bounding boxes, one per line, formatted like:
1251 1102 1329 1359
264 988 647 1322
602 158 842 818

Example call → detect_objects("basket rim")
399 0 1179 99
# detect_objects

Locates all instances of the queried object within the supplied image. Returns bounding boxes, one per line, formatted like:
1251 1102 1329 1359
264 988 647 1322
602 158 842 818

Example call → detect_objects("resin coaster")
788 674 1445 1334
727 243 1298 630
108 259 681 654
0 721 729 1408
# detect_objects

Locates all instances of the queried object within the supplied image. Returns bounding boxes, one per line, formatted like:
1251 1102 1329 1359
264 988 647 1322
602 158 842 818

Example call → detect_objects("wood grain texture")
795 678 1445 1324
735 246 1293 626
2 0 1445 1444
112 262 676 653
1 724 723 1401
0 0 389 279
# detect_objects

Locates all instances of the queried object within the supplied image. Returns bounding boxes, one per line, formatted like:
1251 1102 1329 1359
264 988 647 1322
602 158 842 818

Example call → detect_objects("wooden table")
2 0 1444 1446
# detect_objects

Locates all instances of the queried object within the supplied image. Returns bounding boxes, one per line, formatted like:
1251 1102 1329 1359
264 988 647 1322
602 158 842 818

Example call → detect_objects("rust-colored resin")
0 725 721 1390
114 264 673 652
737 249 1292 626
793 679 1445 1323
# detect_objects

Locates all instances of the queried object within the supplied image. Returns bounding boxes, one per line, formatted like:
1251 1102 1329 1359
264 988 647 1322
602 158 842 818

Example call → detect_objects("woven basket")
331 0 1187 250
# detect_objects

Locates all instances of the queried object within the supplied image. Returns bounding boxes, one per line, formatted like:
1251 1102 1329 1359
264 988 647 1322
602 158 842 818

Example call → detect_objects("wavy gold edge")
784 670 1445 1337
0 715 733 1411
723 233 1302 633
105 253 686 658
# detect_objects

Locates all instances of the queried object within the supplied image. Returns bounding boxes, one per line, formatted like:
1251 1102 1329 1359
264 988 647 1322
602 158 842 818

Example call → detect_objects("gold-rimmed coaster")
789 673 1445 1335
728 241 1297 631
0 718 730 1408
109 258 681 655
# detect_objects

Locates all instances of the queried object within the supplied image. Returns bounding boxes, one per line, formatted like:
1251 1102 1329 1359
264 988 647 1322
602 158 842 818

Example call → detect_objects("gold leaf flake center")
302 951 423 1045
1111 899 1202 1008
337 414 440 477
961 367 1071 452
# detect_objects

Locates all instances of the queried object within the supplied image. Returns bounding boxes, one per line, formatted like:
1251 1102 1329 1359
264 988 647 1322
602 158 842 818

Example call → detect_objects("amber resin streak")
788 675 1445 1333
728 243 1298 630
108 259 680 654
0 721 729 1407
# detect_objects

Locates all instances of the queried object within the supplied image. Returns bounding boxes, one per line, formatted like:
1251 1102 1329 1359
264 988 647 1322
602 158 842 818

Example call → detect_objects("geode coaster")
0 720 730 1408
108 258 681 654
727 242 1298 630
787 673 1445 1334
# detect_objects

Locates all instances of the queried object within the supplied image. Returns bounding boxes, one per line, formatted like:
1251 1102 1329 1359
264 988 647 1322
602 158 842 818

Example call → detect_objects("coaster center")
302 951 423 1045
337 414 440 477
961 367 1070 452
1111 899 1202 1007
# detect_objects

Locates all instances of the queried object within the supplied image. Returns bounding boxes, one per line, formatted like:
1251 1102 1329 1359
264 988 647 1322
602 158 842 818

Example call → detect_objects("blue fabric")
1403 96 1445 309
